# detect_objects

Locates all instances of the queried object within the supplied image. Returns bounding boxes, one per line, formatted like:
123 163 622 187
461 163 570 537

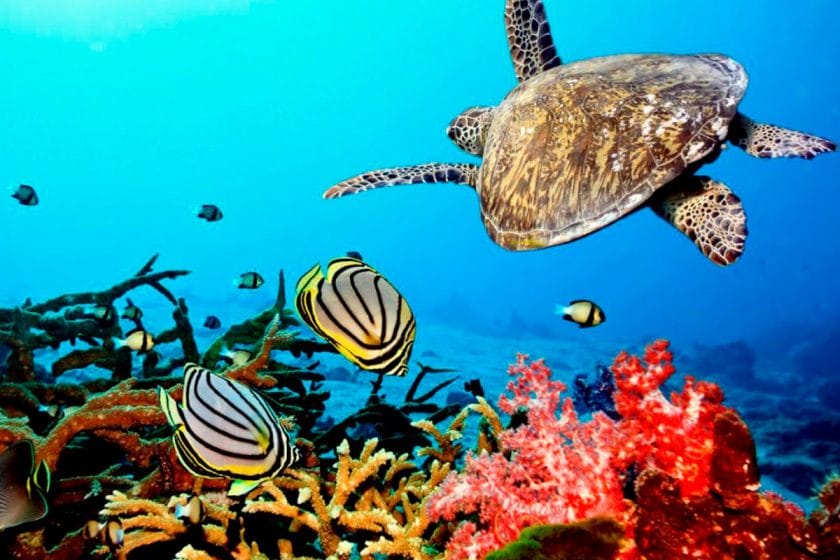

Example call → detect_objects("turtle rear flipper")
728 113 836 159
323 163 479 199
650 176 747 266
506 0 562 82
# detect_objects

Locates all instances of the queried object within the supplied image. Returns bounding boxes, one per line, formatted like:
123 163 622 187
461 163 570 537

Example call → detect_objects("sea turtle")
323 0 835 265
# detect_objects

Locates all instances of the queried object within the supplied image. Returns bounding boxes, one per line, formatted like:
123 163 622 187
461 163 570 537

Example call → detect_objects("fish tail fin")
554 304 568 316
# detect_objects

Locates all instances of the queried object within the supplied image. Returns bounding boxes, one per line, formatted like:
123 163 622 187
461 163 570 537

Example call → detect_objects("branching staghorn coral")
243 437 450 560
93 491 239 560
413 395 502 465
0 282 342 559
0 254 189 382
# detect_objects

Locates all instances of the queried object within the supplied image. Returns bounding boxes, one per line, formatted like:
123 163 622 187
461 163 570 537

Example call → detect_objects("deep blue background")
1 0 838 358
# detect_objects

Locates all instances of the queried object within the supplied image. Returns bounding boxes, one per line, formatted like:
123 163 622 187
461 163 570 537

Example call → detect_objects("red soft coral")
612 340 726 496
426 340 729 560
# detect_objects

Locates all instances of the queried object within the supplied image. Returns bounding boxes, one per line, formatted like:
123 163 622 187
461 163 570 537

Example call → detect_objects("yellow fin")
228 479 262 497
294 263 323 297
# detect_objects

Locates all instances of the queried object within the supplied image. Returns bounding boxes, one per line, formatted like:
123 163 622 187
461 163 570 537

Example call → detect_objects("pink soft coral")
426 340 728 560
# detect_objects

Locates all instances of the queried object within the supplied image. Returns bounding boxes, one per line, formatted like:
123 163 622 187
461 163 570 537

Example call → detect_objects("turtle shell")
479 54 747 250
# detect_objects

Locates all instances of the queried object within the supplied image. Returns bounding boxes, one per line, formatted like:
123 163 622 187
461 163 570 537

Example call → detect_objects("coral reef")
1 265 837 560
0 263 463 560
425 341 839 560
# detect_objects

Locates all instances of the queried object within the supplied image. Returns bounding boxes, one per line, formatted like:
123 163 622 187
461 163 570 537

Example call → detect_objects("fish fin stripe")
375 275 395 344
294 263 323 296
341 316 416 375
334 264 377 336
217 372 278 448
327 265 378 343
184 366 258 442
204 369 273 439
158 387 184 427
313 287 413 374
186 364 261 435
314 269 406 351
173 431 225 478
585 303 596 327
183 371 277 457
175 429 281 480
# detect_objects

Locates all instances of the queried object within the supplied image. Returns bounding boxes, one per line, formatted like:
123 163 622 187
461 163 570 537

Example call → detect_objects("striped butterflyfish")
0 440 49 531
157 363 299 496
294 257 416 376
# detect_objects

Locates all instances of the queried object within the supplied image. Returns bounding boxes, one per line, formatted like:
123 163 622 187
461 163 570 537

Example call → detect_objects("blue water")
1 0 838 365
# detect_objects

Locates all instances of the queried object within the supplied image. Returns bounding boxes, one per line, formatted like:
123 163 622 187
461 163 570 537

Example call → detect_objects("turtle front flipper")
505 0 561 82
728 113 836 159
649 176 747 266
323 163 479 199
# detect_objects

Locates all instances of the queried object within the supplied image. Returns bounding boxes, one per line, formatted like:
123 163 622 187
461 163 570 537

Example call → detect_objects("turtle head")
447 106 494 156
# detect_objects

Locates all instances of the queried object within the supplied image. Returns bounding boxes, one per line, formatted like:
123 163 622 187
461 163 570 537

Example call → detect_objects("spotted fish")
158 363 299 496
294 257 416 376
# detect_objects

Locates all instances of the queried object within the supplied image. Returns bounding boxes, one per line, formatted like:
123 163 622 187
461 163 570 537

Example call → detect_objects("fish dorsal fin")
32 460 51 494
295 263 324 296
157 386 184 427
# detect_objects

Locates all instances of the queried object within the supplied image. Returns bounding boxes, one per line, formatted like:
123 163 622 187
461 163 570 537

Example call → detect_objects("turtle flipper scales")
323 163 479 199
505 0 561 82
650 175 747 266
728 113 836 159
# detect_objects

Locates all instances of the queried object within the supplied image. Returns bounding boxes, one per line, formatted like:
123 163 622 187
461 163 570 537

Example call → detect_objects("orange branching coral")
93 491 239 559
223 314 299 389
244 437 448 559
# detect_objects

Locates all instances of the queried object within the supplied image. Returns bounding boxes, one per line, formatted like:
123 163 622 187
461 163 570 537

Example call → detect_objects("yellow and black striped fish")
556 300 606 328
157 363 299 496
294 257 416 376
